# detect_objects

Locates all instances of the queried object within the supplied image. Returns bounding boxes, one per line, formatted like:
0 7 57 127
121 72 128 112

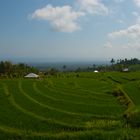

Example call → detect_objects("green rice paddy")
0 72 140 139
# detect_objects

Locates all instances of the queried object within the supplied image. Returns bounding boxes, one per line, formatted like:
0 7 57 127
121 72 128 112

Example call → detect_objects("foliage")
0 61 38 78
73 58 140 72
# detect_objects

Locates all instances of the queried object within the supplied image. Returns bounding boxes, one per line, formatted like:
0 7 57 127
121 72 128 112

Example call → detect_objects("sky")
0 0 140 62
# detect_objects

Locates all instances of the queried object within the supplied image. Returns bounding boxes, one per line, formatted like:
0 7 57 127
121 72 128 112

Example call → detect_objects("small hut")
94 70 99 73
24 73 39 78
123 68 129 72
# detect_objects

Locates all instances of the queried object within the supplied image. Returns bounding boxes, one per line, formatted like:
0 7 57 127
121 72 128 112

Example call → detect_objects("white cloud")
77 0 108 15
113 0 125 3
136 16 140 23
117 19 125 24
32 4 84 32
108 17 140 52
132 11 140 23
134 0 140 7
104 42 113 48
132 11 139 17
122 42 140 51
109 24 140 38
31 0 109 33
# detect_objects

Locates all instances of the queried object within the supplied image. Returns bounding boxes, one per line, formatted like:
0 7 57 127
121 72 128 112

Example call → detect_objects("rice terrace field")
0 72 140 140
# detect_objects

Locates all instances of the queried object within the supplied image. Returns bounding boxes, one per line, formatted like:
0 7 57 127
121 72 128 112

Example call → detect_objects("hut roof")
24 73 39 78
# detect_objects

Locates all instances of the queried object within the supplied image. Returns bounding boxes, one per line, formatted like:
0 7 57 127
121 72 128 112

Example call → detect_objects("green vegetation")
0 61 38 78
0 72 140 139
76 58 140 72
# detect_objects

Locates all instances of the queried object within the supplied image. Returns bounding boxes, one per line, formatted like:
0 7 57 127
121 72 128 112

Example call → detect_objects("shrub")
124 107 140 127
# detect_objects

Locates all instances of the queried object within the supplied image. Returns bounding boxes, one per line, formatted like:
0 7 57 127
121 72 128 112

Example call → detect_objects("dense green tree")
110 58 115 65
0 61 5 74
93 64 96 70
62 65 67 72
0 61 38 78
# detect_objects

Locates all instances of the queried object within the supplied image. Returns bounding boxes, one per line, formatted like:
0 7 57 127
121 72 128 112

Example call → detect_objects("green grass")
0 72 140 139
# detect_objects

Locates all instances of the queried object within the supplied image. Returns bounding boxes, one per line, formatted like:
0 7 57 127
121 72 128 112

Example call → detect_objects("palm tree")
93 64 96 70
62 65 66 72
110 58 115 65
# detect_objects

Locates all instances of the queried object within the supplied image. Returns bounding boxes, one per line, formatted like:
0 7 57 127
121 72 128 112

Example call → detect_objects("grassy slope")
0 72 140 139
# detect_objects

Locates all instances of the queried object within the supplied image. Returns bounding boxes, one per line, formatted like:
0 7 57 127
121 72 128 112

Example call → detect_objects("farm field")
0 72 140 139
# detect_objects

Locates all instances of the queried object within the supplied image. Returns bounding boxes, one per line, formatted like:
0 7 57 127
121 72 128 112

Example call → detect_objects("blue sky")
0 0 140 62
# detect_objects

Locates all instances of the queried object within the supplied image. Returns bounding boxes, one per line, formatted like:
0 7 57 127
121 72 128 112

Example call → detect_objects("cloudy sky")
0 0 140 62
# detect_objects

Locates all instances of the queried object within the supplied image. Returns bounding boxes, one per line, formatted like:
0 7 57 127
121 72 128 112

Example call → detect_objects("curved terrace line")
2 83 88 129
34 82 120 108
19 81 113 118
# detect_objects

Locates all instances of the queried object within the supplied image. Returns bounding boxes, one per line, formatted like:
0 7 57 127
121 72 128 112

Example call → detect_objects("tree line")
74 58 140 72
0 58 140 78
0 61 38 78
111 58 140 66
109 58 140 71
